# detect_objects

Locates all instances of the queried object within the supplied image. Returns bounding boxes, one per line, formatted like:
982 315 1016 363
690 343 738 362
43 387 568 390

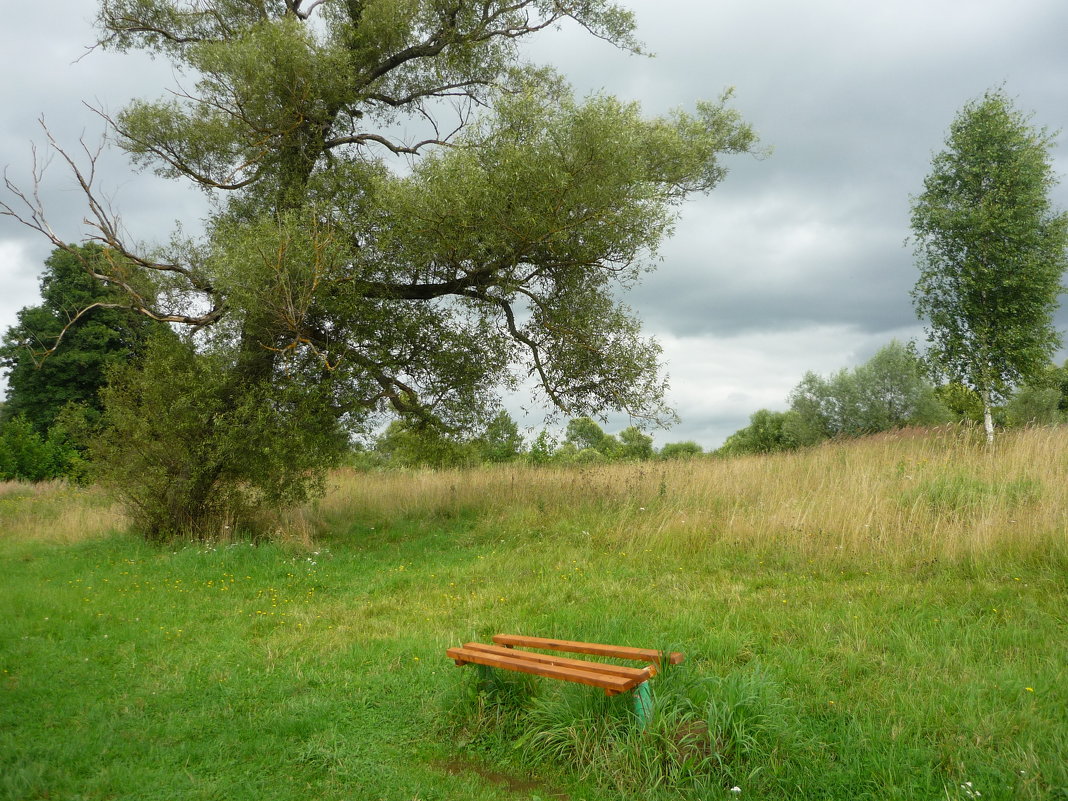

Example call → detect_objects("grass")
309 423 1068 567
2 426 1067 799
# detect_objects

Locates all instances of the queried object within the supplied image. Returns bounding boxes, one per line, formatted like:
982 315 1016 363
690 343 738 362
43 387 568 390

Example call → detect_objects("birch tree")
910 90 1068 445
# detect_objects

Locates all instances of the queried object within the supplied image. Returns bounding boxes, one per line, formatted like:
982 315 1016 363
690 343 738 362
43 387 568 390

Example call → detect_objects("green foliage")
1005 386 1063 426
1048 361 1068 414
0 413 88 483
477 411 525 463
92 335 348 540
375 419 478 469
371 414 662 468
106 0 759 425
527 429 558 465
858 342 953 430
0 244 158 434
911 89 1068 435
1002 359 1068 426
788 341 950 441
0 417 57 482
722 341 951 457
934 382 986 423
718 409 811 456
618 426 654 460
563 417 622 459
659 441 703 460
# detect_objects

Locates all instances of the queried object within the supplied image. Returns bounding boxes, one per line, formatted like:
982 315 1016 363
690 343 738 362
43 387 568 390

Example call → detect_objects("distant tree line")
717 340 1068 457
357 411 703 469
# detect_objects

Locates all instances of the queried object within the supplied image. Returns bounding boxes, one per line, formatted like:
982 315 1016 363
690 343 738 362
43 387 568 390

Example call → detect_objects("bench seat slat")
446 646 644 694
492 634 684 666
462 642 652 680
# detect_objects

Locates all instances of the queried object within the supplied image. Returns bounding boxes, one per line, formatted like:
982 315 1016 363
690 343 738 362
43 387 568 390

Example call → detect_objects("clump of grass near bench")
454 657 792 797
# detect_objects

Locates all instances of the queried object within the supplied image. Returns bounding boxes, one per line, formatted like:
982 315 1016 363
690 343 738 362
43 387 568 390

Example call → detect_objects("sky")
3 0 1068 448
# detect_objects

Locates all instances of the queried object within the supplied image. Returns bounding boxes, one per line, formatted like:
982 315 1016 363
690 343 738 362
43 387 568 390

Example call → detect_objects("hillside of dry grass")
5 424 1067 567
311 424 1068 566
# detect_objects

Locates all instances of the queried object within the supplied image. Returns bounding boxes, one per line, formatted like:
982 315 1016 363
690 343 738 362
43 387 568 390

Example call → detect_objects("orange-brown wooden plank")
446 646 641 693
492 634 684 666
462 642 652 681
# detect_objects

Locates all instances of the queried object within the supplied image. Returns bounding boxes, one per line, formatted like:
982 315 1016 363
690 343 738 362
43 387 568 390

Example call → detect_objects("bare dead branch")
0 122 227 358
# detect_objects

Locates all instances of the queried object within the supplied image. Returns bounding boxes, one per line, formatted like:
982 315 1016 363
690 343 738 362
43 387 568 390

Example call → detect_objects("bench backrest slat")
492 634 684 667
462 642 652 680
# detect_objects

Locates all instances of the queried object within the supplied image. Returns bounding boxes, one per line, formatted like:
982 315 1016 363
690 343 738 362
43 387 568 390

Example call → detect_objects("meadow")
2 425 1066 800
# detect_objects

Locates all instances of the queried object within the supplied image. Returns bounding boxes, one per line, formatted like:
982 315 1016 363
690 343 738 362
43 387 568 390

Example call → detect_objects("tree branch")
0 123 227 354
366 80 492 109
322 132 455 155
93 104 265 191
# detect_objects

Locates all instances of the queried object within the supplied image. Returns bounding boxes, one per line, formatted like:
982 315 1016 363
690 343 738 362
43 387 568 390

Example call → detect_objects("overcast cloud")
3 0 1068 447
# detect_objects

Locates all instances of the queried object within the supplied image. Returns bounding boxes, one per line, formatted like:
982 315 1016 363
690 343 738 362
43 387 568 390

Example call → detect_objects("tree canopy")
2 0 758 537
1 244 157 433
789 341 950 441
718 341 951 457
910 89 1068 444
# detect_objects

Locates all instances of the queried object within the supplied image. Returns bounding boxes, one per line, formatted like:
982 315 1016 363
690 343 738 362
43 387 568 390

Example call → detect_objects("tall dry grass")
7 425 1066 563
0 481 126 544
312 424 1068 565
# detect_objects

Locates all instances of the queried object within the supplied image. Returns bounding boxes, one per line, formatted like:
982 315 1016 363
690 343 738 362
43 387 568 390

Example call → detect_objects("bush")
1005 386 1062 426
478 410 525 463
660 441 703 460
0 415 80 482
526 430 558 465
92 336 348 541
619 426 654 460
375 419 478 468
717 409 810 456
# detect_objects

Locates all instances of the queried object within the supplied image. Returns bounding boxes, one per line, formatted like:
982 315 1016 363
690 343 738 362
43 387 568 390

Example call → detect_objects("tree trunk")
981 389 995 446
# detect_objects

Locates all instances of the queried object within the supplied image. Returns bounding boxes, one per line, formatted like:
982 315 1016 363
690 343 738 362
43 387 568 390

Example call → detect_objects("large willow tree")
3 0 757 538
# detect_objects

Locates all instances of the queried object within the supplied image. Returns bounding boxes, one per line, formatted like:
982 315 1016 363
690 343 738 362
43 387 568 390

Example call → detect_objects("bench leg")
633 681 653 728
476 662 493 689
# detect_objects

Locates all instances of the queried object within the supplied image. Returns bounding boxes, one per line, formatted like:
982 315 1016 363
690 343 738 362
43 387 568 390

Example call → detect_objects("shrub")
660 441 703 460
92 336 347 541
1005 386 1062 426
0 416 74 482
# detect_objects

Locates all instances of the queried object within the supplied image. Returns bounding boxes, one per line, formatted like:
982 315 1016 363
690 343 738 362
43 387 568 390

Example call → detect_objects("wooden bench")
446 634 684 696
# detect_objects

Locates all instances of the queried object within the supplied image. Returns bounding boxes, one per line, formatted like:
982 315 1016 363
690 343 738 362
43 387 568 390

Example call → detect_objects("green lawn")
2 509 1066 800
